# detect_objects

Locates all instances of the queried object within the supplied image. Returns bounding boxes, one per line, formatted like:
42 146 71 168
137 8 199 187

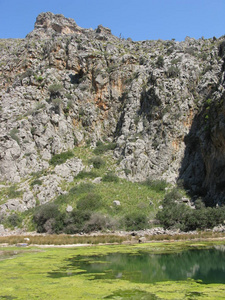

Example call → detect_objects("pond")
49 246 225 284
1 243 225 299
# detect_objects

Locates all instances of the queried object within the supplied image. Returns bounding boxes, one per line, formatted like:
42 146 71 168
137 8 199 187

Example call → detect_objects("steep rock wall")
0 12 225 209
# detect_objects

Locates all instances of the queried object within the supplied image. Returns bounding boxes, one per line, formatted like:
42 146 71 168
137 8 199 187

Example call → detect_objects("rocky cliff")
0 12 225 212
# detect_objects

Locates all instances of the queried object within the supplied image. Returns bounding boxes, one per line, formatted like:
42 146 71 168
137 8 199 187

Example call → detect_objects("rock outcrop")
26 12 84 38
0 12 225 211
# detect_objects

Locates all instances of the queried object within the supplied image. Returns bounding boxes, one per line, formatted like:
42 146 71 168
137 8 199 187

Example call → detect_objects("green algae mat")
1 241 225 299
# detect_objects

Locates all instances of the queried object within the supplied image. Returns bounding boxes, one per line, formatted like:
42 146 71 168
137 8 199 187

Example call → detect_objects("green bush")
123 211 148 230
35 75 44 82
143 179 167 192
6 213 22 228
102 172 119 183
83 213 115 233
156 55 164 68
9 128 20 145
52 98 62 106
65 93 72 100
49 151 74 166
64 210 91 233
73 136 78 146
156 190 225 231
164 188 182 204
33 203 65 233
166 66 180 78
93 141 117 155
156 201 189 230
20 68 33 79
76 193 102 211
89 156 105 169
124 168 131 176
69 183 95 195
30 179 42 187
195 198 205 210
30 127 36 135
48 84 63 95
75 171 98 180
7 185 22 198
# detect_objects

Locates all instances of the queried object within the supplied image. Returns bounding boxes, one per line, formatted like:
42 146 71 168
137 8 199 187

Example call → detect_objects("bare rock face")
96 24 111 35
27 12 83 38
0 12 225 212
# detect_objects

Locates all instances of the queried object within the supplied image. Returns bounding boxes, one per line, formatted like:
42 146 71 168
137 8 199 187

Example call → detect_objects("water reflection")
48 247 225 284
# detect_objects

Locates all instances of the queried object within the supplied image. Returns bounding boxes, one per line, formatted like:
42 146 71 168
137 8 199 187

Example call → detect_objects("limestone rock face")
0 12 225 211
27 12 83 38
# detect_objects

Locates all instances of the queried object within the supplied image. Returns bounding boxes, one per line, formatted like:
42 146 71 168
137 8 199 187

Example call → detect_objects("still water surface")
50 246 225 284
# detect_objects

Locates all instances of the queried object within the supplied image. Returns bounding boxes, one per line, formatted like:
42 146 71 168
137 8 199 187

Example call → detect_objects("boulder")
66 205 73 213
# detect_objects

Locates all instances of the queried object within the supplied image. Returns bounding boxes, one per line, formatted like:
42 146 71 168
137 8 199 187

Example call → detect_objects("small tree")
33 203 64 233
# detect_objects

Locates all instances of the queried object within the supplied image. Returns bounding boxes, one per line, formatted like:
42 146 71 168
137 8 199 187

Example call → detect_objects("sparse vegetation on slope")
27 144 168 233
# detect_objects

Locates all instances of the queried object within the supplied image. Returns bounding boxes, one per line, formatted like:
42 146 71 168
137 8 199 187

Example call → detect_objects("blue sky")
0 0 225 41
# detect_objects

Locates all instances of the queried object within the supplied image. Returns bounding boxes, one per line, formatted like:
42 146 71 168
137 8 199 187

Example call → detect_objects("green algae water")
49 246 225 284
2 242 225 299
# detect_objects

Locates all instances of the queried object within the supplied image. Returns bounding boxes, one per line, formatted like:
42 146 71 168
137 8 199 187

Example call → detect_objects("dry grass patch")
0 234 132 245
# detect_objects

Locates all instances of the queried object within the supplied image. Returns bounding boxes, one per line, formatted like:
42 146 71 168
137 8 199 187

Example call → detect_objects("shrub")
75 171 98 180
73 136 78 146
166 66 180 78
185 47 196 56
83 213 115 233
7 185 22 198
124 168 131 176
69 183 95 195
93 141 117 155
123 211 148 230
143 179 167 192
49 151 74 166
65 93 72 100
35 75 44 82
30 127 36 135
102 172 119 183
78 108 85 116
89 156 105 169
156 55 164 68
156 201 189 230
20 68 33 79
76 193 102 211
30 179 42 187
195 198 205 210
9 128 20 145
43 218 56 234
163 188 182 204
6 213 22 228
64 210 91 233
33 203 65 233
48 84 63 95
52 98 62 106
156 190 225 231
219 40 225 57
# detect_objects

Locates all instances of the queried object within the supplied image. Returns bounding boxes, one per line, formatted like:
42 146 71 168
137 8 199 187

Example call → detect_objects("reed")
0 231 224 246
0 234 130 245
145 231 225 242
